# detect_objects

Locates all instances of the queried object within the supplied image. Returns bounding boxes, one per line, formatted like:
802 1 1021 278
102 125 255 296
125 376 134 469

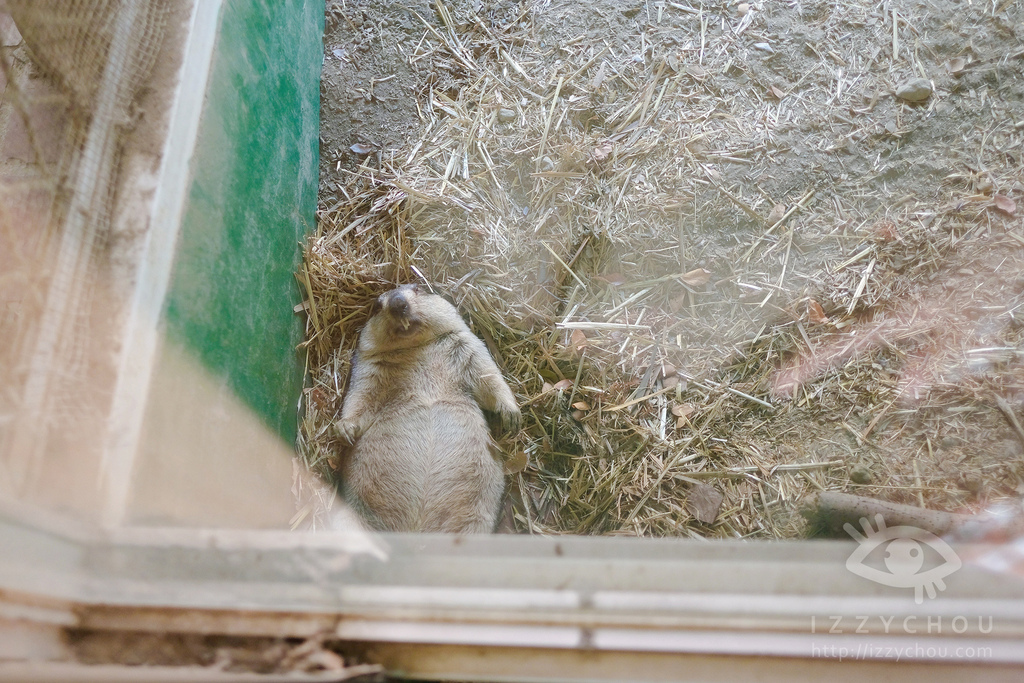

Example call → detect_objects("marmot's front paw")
330 419 361 445
499 405 522 434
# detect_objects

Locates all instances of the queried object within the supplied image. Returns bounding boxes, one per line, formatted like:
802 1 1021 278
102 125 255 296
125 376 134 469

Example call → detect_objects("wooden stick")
800 491 1006 537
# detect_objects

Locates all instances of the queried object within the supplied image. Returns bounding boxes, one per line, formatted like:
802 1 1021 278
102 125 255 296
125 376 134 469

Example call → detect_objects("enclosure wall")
126 0 324 527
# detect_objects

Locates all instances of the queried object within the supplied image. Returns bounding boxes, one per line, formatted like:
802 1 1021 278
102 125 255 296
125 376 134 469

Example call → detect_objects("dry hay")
298 0 1024 537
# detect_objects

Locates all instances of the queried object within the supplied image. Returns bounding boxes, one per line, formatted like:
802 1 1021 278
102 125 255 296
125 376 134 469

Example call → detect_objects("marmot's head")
360 284 463 351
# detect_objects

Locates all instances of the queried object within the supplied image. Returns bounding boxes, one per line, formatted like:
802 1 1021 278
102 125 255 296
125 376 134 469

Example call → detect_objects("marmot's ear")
369 295 383 315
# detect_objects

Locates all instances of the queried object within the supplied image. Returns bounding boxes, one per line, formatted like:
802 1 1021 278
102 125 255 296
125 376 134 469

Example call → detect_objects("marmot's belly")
348 401 503 532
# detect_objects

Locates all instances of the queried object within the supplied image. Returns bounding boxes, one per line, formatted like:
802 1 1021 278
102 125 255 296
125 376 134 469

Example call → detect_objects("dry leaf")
766 203 786 225
542 382 554 393
947 57 966 75
553 379 574 391
596 272 627 286
503 450 528 475
350 143 374 155
993 194 1017 216
591 61 607 90
680 268 711 287
769 85 785 100
671 403 695 418
659 362 677 378
307 388 328 412
686 483 724 524
570 329 588 353
295 648 346 672
807 299 829 324
572 400 591 411
663 376 679 390
591 141 614 163
687 65 708 82
871 220 899 242
283 638 347 672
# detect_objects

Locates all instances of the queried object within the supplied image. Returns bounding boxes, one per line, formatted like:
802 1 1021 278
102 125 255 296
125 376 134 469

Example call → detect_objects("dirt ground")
307 0 1024 538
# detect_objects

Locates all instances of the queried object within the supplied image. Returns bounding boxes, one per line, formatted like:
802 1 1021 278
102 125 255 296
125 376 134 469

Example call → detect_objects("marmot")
332 284 521 533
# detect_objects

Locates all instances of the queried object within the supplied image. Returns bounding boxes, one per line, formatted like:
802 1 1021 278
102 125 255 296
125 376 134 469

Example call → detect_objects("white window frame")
2 499 1023 681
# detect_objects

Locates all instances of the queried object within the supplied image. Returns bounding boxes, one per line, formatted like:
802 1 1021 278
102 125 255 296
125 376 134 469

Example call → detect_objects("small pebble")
895 77 933 102
850 467 873 484
497 108 516 123
753 43 774 53
960 473 982 494
737 3 750 16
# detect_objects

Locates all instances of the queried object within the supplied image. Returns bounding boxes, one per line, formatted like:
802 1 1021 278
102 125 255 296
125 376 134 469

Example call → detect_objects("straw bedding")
297 0 1024 537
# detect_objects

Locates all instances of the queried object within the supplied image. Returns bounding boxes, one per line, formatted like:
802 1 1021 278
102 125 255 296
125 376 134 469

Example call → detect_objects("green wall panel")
165 0 323 443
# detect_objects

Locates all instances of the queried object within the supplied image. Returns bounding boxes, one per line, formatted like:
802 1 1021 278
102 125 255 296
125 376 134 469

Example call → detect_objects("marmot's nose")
387 293 409 315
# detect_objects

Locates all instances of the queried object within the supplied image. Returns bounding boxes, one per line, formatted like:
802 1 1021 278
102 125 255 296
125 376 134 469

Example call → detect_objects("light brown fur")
333 284 521 533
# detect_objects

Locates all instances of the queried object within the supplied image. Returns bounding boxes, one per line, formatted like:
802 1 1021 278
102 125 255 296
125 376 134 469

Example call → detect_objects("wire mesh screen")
0 0 168 504
9 0 167 113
